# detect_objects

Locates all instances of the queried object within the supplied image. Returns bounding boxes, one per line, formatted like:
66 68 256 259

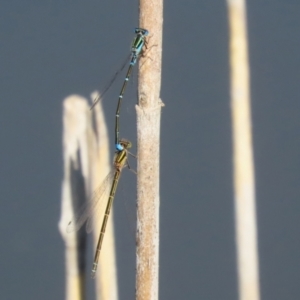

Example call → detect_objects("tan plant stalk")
227 1 260 299
136 1 164 299
92 95 118 300
59 94 118 300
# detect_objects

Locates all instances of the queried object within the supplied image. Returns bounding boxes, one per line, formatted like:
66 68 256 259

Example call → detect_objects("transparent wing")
90 53 131 110
66 171 114 233
85 183 110 234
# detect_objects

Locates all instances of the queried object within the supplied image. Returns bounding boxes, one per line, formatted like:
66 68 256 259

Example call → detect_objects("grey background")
1 0 300 299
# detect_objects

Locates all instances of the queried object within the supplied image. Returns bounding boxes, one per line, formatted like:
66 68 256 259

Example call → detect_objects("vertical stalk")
59 94 118 300
136 1 163 299
92 98 118 300
227 1 260 299
59 96 91 300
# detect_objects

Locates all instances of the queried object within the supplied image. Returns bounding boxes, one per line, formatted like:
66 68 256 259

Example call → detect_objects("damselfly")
67 139 132 278
90 28 149 150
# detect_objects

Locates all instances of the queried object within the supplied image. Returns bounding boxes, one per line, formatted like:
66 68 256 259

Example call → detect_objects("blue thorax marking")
116 143 124 151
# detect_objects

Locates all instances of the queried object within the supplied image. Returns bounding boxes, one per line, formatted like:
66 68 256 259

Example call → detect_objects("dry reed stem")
59 96 91 300
227 1 260 299
59 95 118 300
92 95 118 300
136 1 163 299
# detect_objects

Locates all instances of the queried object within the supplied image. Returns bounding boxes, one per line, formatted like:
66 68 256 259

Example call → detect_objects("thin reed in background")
227 0 260 299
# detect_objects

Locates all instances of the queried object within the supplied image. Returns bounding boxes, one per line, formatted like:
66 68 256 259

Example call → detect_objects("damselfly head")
135 28 149 37
120 139 132 149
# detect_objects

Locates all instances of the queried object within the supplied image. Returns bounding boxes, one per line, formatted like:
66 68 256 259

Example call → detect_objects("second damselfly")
67 139 133 278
